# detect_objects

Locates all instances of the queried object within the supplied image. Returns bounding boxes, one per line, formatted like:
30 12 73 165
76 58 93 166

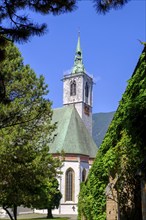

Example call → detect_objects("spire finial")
78 27 80 35
72 32 85 74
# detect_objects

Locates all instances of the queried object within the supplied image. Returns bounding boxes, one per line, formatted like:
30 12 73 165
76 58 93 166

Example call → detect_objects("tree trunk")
3 206 14 220
47 208 53 219
13 205 17 220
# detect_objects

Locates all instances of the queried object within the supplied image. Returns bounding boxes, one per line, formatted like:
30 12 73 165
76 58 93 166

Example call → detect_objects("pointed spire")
76 31 81 54
72 32 85 74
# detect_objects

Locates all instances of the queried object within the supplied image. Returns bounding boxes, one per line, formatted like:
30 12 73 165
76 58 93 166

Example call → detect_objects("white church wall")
52 159 80 215
61 160 80 203
0 208 7 218
35 156 91 215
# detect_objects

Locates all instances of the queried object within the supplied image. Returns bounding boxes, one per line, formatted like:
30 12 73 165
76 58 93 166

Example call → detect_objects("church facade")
35 35 114 215
49 34 98 215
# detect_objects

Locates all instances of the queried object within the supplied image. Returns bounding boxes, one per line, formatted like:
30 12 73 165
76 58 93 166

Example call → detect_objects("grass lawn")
18 218 69 220
5 213 70 220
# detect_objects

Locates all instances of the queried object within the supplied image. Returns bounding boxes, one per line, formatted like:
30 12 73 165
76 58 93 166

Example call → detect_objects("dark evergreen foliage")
0 0 130 62
0 0 76 43
0 0 131 44
93 0 130 14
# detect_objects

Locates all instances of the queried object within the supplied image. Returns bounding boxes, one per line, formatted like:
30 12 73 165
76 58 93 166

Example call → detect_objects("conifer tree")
93 0 130 14
0 0 76 43
0 1 76 62
0 0 131 44
0 0 131 62
0 42 61 220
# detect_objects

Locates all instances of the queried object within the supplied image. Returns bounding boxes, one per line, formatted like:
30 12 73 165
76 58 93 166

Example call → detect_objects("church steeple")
63 33 93 135
72 32 85 74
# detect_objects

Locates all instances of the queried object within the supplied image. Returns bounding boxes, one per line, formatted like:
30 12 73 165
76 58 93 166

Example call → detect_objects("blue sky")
17 0 146 113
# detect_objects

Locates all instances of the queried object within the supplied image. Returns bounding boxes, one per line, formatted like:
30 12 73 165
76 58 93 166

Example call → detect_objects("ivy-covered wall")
78 46 146 220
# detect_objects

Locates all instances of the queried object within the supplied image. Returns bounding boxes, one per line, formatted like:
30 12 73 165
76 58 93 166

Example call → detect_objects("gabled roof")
49 105 98 158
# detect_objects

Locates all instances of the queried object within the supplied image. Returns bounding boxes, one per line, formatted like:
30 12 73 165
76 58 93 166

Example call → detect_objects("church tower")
63 33 93 135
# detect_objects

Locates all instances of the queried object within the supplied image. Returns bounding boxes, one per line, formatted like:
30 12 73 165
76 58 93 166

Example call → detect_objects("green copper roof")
49 105 98 158
72 33 85 74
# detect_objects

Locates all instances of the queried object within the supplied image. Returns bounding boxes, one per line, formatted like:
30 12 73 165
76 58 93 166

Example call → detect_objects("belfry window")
70 80 76 96
85 82 89 98
65 168 74 201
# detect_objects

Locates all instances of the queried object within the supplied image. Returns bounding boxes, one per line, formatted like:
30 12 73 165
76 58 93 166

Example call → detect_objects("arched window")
82 168 86 182
85 82 89 98
70 80 76 96
65 168 75 201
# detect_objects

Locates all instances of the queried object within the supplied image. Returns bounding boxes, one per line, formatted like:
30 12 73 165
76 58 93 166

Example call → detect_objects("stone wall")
106 176 119 220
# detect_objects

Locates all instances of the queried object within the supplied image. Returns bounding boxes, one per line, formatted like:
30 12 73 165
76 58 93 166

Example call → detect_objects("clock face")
84 104 90 116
